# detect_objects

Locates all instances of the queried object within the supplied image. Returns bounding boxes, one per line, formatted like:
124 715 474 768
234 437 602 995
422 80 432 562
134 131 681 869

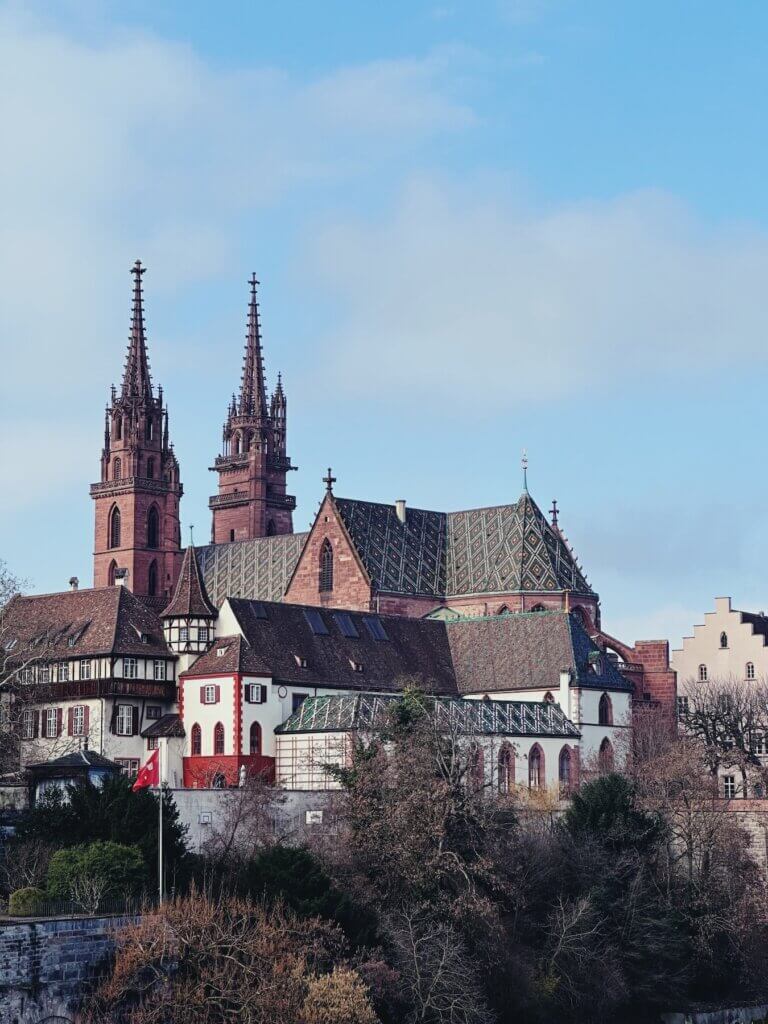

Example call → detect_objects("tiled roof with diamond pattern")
197 533 308 606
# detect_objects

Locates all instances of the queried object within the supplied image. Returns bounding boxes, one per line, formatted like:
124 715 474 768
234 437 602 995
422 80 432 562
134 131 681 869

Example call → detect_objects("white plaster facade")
672 597 768 690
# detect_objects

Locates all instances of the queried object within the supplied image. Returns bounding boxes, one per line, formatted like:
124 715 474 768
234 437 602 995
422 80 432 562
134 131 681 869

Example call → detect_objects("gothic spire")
121 260 154 403
238 273 269 424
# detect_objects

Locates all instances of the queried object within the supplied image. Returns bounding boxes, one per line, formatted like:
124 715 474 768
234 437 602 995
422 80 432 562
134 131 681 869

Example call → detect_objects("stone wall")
0 914 134 1023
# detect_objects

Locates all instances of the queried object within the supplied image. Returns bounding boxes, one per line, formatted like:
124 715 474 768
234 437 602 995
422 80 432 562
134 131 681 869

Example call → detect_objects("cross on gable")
323 467 337 493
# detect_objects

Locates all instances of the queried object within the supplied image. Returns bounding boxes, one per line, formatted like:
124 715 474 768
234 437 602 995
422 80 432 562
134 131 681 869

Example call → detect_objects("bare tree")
199 773 288 867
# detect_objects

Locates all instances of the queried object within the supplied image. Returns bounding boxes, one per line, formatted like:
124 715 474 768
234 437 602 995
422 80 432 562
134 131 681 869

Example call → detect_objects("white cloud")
308 177 768 409
0 7 473 516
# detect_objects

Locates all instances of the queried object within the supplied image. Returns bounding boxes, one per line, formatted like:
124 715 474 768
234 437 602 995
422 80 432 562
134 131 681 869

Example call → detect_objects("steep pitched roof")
2 586 170 662
197 533 308 606
185 600 457 694
739 611 768 641
277 692 580 738
446 611 631 694
26 749 122 771
162 546 216 618
332 491 593 599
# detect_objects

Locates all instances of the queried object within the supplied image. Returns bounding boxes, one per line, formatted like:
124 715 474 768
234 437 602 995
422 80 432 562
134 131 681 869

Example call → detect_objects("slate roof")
739 611 768 641
277 692 580 738
26 749 122 771
185 599 457 694
197 533 308 606
142 713 185 738
446 611 632 694
162 546 217 618
332 491 593 599
2 587 171 664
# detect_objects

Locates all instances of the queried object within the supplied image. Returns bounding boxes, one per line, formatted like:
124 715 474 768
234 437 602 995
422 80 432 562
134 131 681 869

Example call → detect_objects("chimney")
69 577 79 592
558 668 572 718
114 568 129 588
395 499 406 525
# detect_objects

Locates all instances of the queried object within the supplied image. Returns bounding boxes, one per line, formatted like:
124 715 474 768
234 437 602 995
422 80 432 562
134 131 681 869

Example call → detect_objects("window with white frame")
58 662 69 682
123 658 138 679
676 696 689 720
21 709 35 739
753 733 766 756
147 736 159 750
203 685 217 705
153 660 166 681
72 705 85 736
198 627 209 644
81 661 92 680
747 662 756 681
38 665 49 683
723 775 737 799
146 705 162 720
44 708 59 738
179 627 189 643
116 704 135 736
20 668 34 684
698 664 708 682
115 758 139 776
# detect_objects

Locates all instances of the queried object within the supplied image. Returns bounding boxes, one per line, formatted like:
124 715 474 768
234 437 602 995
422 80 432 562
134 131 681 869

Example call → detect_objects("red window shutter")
215 685 221 703
260 685 268 704
56 708 63 737
132 705 139 736
67 708 74 736
83 706 90 735
200 685 205 704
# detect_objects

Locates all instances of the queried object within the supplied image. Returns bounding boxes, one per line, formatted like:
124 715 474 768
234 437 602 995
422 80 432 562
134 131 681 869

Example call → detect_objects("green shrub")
8 886 45 915
47 840 146 901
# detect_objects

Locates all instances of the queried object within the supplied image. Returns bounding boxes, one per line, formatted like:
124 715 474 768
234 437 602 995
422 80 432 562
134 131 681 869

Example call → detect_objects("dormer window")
216 646 228 658
294 655 308 669
349 659 364 673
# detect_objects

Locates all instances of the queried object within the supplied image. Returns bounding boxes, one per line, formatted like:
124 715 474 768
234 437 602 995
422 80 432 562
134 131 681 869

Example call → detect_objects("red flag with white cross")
132 749 159 791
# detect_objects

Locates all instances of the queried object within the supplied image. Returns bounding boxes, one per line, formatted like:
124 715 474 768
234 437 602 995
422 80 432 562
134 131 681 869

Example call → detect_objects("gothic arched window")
148 561 158 597
598 693 613 726
319 538 333 592
146 457 155 480
531 603 546 612
214 722 225 755
497 605 510 616
250 721 262 755
497 743 514 794
108 560 118 587
191 723 201 756
599 737 614 773
528 745 544 789
113 457 121 481
109 506 121 549
559 746 572 795
147 506 159 549
115 417 122 441
145 418 153 441
720 631 728 649
469 744 484 791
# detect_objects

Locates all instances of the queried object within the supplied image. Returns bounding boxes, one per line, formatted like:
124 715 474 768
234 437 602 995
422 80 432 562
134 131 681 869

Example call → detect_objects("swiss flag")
132 749 160 791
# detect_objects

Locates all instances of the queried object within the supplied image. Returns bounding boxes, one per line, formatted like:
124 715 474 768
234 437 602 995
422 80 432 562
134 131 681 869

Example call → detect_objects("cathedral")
1 263 676 795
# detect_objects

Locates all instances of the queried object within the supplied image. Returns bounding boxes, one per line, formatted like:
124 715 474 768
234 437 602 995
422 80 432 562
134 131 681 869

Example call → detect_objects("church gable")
197 532 307 606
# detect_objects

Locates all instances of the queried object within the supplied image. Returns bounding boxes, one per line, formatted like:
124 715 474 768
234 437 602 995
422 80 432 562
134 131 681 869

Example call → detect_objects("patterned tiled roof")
162 546 216 618
276 692 580 738
334 492 593 599
197 533 308 606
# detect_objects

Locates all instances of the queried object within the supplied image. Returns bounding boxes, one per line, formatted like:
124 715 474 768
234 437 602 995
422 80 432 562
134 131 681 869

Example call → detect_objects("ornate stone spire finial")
238 273 269 424
121 260 153 402
550 499 559 528
521 449 529 493
323 467 337 494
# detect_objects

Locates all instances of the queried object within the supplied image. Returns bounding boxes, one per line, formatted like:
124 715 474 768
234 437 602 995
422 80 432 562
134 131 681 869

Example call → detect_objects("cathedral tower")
208 275 296 543
91 261 183 600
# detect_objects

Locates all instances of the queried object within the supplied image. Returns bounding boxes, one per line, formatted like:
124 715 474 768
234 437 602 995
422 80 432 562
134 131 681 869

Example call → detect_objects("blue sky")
1 0 767 647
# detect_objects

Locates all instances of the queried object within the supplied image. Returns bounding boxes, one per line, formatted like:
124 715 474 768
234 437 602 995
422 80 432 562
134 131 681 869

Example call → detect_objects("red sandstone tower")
208 275 296 543
91 261 183 600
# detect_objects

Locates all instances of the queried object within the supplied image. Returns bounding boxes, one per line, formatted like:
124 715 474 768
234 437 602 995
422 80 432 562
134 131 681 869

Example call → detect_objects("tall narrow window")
497 743 514 794
250 721 262 755
148 561 158 597
599 738 614 773
720 631 728 649
146 418 153 441
214 722 225 755
191 723 201 756
266 520 276 536
319 538 333 592
559 746 572 795
598 693 613 726
698 664 708 682
109 506 121 549
108 560 118 586
747 662 755 681
113 457 121 481
146 457 155 480
528 745 544 789
147 506 159 549
115 417 122 440
469 744 484 792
